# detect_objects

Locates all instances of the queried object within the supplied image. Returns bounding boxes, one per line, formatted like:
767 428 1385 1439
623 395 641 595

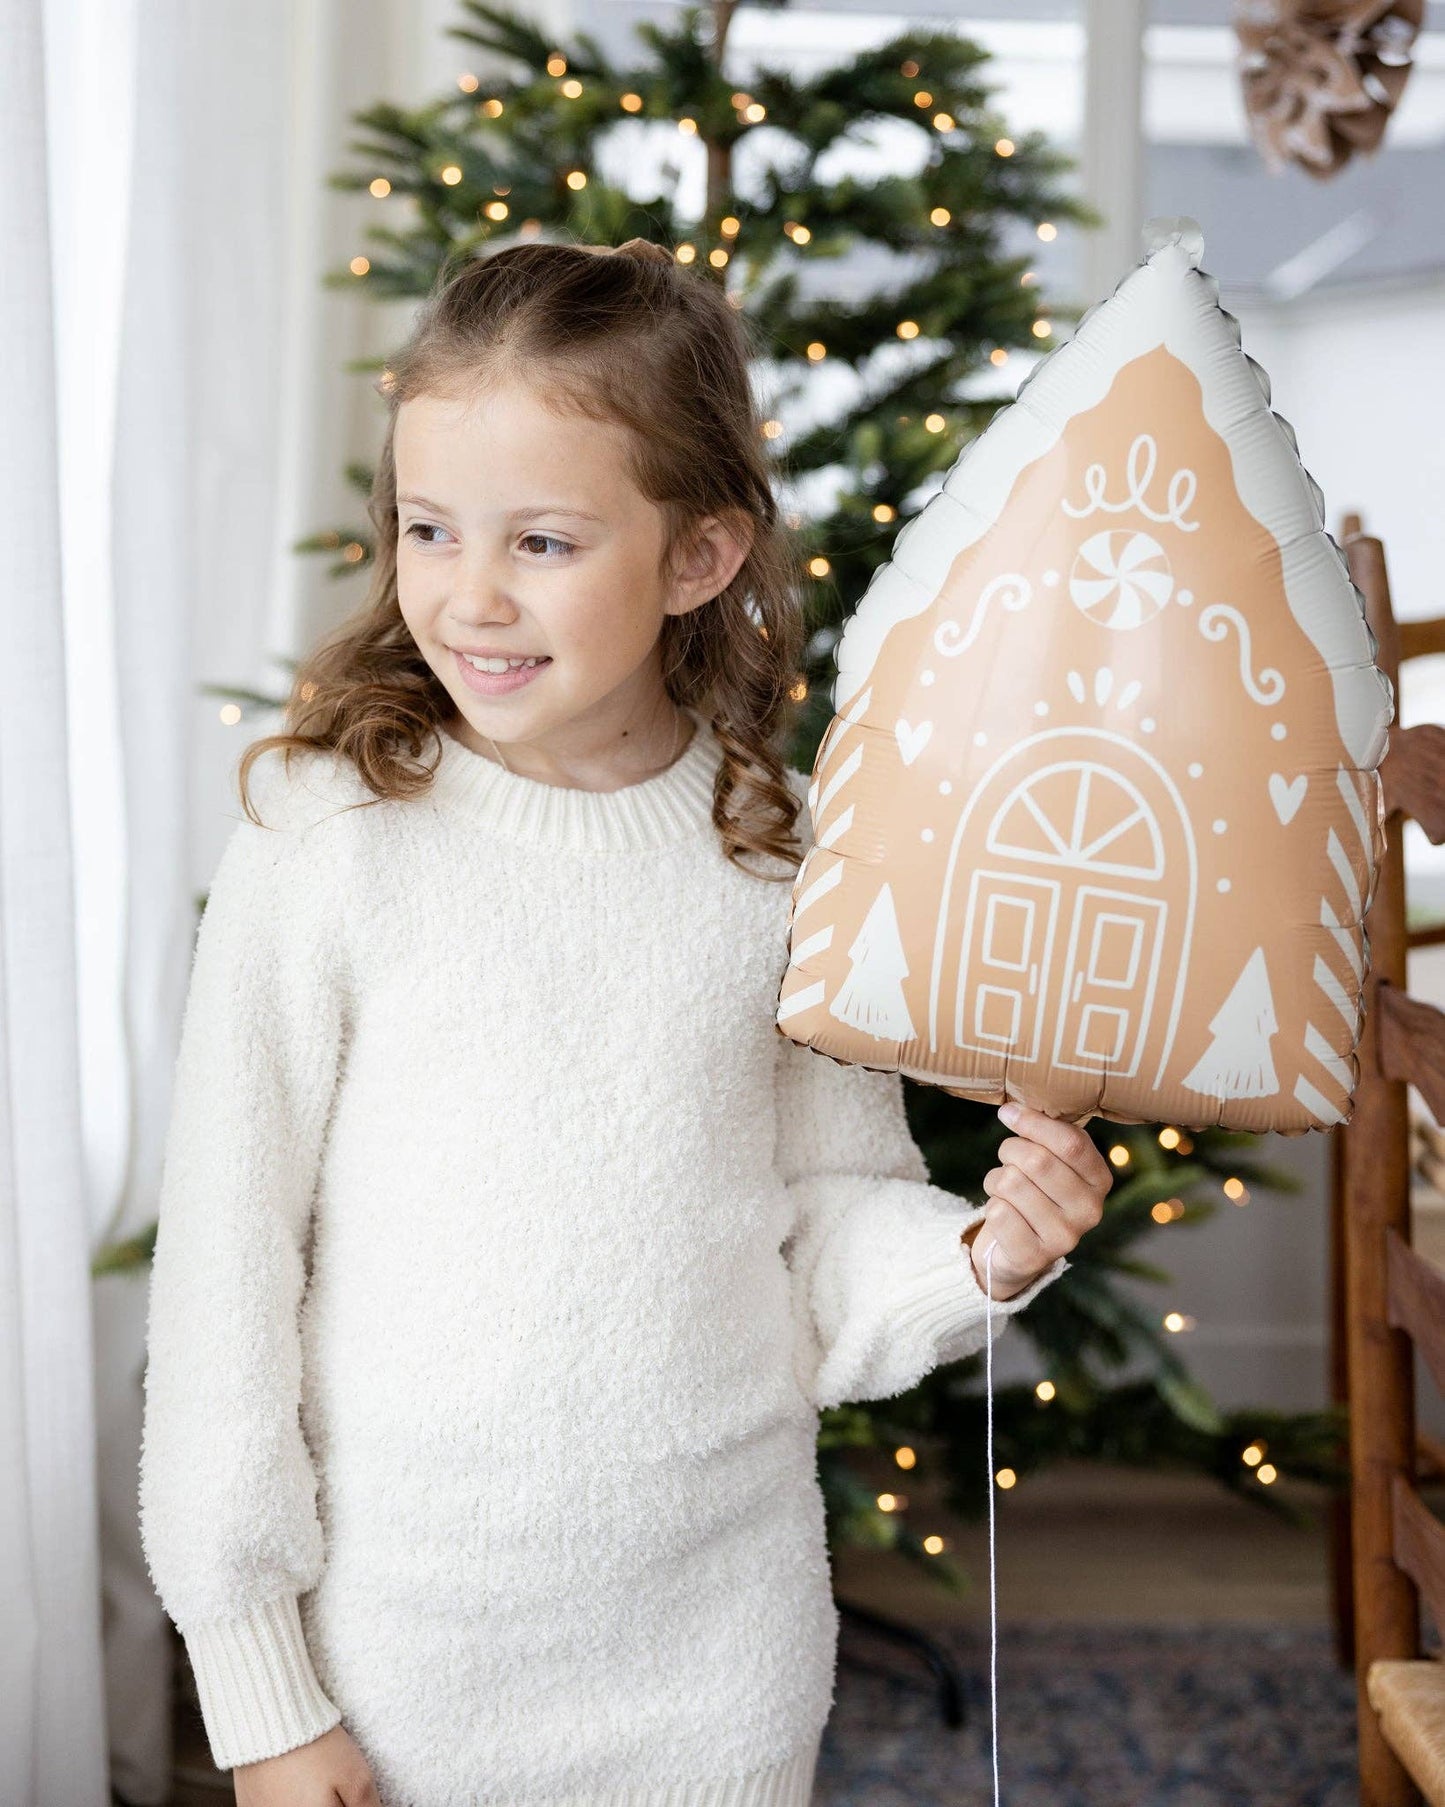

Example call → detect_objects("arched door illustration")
930 732 1197 1083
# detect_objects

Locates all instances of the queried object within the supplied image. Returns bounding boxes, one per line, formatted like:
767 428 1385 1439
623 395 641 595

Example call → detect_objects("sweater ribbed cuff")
181 1591 342 1770
891 1203 1070 1355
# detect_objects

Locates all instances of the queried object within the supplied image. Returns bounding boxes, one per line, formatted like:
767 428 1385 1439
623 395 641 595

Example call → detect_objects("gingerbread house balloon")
776 217 1394 1133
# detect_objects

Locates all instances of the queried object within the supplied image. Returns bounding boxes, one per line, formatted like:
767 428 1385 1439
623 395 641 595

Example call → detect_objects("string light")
485 201 508 220
872 503 895 523
1036 221 1058 241
760 418 783 438
894 1445 916 1469
731 90 752 108
742 102 766 122
922 1535 945 1555
440 165 463 185
678 116 698 134
896 319 920 339
924 412 946 432
808 556 831 577
1158 1126 1182 1149
546 52 567 76
1020 269 1037 285
913 90 933 107
620 92 643 112
806 341 827 361
1223 1176 1247 1200
1163 1310 1196 1333
720 215 740 237
299 681 318 702
930 206 951 226
989 348 1009 366
481 98 504 117
900 59 920 78
1108 1144 1130 1166
995 1467 1017 1489
1035 1379 1055 1401
995 137 1015 156
219 703 242 725
675 242 696 263
349 255 370 276
1242 1441 1266 1466
1151 1198 1186 1223
708 247 729 267
457 73 480 94
877 1492 906 1512
1032 320 1053 338
933 112 956 131
1256 1463 1278 1484
370 177 391 197
565 169 587 189
342 542 365 563
561 78 583 98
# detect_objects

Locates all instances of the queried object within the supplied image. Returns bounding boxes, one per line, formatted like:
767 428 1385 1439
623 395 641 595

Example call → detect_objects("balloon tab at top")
1141 215 1205 267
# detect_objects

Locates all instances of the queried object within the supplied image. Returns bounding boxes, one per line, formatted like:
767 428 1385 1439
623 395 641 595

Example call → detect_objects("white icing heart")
895 718 933 766
1269 772 1307 824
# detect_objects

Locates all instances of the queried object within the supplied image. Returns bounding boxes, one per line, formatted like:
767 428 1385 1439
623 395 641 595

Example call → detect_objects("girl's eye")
519 532 573 558
404 522 452 546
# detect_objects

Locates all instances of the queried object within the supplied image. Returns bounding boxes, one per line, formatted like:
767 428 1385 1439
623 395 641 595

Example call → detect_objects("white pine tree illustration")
829 883 918 1043
1182 946 1280 1099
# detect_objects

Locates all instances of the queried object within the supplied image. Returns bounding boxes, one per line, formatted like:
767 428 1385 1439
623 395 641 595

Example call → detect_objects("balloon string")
985 1236 999 1807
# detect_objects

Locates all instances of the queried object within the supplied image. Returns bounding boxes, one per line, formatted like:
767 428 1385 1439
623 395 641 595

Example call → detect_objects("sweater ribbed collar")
427 706 722 851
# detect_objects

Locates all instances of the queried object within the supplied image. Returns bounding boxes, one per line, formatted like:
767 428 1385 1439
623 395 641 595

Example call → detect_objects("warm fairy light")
760 418 783 439
482 98 504 117
342 542 366 563
873 503 895 523
1158 1126 1182 1149
806 341 827 360
485 201 509 220
1151 1201 1172 1223
900 59 920 78
1256 1463 1278 1484
369 177 391 197
930 206 951 226
708 247 729 267
1032 320 1053 338
1035 1379 1056 1401
933 112 955 131
788 678 807 701
721 215 740 236
808 556 831 577
219 703 242 725
440 165 463 185
1175 1134 1194 1155
995 1468 1017 1489
989 348 1009 366
546 52 567 75
493 184 511 196
299 681 318 702
894 1445 916 1469
675 242 696 263
743 102 766 122
913 90 933 107
1223 1177 1247 1200
1163 1311 1196 1333
1108 1144 1130 1166
349 255 370 276
922 1534 946 1554
566 170 587 189
896 319 920 339
1242 1442 1265 1466
678 116 698 134
1037 221 1058 241
561 78 583 98
791 225 811 245
924 413 946 432
731 91 752 109
520 218 541 238
457 73 479 93
1020 269 1037 285
620 92 643 112
877 1492 900 1512
995 137 1015 156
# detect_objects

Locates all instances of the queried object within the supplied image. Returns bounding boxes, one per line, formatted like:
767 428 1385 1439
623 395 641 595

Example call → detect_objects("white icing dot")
1212 819 1226 833
1042 569 1060 586
1217 877 1230 893
1271 722 1287 740
1188 762 1203 777
939 779 952 794
1140 717 1155 732
920 670 935 686
974 730 988 746
1178 588 1193 605
922 827 934 843
1033 700 1049 715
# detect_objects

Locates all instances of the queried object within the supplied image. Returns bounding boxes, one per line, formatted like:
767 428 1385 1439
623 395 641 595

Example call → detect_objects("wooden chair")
1330 514 1445 1805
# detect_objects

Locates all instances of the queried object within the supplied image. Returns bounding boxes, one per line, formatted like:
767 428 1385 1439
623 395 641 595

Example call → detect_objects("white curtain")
0 0 508 1796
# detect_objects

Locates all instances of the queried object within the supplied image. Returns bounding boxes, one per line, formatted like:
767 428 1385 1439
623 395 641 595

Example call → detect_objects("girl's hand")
233 1722 384 1807
967 1101 1113 1301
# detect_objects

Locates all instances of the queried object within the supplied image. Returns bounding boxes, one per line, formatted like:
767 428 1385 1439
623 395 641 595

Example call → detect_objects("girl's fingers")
982 1162 1073 1263
999 1103 1114 1196
997 1133 1108 1231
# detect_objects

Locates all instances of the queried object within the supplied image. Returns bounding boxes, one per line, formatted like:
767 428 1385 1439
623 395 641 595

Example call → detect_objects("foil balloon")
776 216 1394 1133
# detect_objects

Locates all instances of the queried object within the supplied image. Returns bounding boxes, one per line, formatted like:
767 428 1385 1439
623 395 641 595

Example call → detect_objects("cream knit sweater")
137 706 1068 1806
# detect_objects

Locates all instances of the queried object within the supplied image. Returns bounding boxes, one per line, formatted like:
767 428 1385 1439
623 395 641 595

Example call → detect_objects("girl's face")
393 377 745 770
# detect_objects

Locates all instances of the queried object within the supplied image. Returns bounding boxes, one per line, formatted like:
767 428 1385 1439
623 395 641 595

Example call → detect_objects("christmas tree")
103 1 1347 1601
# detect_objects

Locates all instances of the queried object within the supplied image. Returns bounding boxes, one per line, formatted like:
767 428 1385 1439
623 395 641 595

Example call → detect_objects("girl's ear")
667 511 755 616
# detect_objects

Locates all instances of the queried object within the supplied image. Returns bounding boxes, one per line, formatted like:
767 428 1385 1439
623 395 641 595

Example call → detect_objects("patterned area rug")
819 1617 1368 1805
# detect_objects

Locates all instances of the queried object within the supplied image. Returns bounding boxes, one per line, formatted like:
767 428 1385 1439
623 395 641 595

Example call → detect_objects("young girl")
138 237 1108 1807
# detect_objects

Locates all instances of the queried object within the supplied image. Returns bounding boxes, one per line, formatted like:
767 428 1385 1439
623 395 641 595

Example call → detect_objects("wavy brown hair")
238 235 810 877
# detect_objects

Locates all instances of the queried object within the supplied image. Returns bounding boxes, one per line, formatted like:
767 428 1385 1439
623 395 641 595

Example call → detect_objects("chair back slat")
1375 982 1445 1126
1399 616 1445 663
1380 722 1445 846
1389 1473 1445 1655
1384 1225 1445 1403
